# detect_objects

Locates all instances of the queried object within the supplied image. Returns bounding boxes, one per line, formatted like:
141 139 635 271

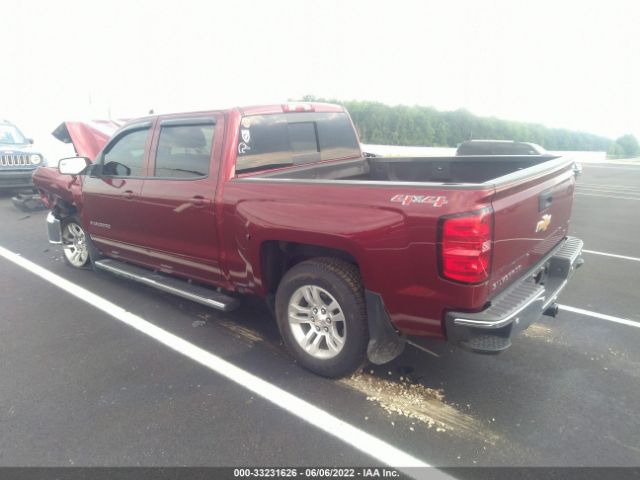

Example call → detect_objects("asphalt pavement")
1 163 639 475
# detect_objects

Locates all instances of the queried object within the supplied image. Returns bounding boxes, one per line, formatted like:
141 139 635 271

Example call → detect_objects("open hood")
51 119 127 160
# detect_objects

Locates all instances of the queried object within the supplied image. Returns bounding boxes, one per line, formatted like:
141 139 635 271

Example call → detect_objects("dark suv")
456 139 582 177
0 119 45 190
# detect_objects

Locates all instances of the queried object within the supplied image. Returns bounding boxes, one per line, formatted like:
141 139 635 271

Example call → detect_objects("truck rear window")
235 112 360 174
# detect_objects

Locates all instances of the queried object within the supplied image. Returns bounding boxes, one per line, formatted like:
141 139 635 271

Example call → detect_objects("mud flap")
365 290 405 364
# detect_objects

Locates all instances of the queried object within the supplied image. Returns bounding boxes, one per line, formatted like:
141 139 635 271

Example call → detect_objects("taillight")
439 209 493 284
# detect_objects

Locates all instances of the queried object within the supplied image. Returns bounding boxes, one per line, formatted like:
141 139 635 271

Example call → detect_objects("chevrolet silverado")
33 103 584 377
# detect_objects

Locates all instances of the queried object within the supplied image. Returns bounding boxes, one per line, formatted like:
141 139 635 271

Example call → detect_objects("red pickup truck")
34 102 584 377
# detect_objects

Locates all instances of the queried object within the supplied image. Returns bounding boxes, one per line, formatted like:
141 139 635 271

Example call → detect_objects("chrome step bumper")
445 236 584 354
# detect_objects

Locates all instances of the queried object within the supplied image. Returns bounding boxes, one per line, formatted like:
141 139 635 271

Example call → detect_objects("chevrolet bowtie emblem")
535 214 552 233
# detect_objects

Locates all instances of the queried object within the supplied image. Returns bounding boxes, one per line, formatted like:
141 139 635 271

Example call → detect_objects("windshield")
0 124 27 145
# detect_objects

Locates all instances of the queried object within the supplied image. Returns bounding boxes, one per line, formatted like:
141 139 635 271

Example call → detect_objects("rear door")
134 113 224 285
81 121 154 258
489 160 575 295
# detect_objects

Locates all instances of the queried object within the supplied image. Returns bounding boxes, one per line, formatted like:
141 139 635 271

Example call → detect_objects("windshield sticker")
241 129 251 143
391 194 448 207
238 142 251 155
241 118 251 128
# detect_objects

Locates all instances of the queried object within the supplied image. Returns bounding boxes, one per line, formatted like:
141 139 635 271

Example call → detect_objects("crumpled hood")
51 120 127 160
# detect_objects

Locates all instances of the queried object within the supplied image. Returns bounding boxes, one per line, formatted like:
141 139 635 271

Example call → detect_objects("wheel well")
45 193 77 219
261 241 359 295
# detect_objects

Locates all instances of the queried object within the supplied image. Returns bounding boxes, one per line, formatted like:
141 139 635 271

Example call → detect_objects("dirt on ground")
340 371 500 444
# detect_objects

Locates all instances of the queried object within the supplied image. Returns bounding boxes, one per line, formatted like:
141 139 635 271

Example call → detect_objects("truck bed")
258 154 560 184
241 151 576 333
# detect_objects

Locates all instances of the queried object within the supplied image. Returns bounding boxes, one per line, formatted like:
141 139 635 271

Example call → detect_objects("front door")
81 121 153 263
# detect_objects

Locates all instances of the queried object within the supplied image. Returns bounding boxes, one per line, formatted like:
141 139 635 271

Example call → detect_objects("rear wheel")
275 257 368 378
61 216 91 269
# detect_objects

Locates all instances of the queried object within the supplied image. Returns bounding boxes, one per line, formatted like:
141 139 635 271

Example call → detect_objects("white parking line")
575 192 640 201
578 183 640 191
578 187 640 194
583 165 640 170
576 187 640 196
560 304 640 329
582 249 640 263
0 245 446 478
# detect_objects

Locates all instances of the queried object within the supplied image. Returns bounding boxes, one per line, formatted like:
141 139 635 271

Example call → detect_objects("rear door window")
154 123 215 178
236 112 359 174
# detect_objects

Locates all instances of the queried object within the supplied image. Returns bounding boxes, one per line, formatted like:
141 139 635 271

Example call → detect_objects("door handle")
539 189 552 211
123 190 135 200
190 195 207 207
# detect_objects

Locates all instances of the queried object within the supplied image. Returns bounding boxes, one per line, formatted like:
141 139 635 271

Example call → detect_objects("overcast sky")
2 0 639 156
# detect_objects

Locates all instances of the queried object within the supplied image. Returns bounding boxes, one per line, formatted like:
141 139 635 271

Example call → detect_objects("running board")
94 259 240 312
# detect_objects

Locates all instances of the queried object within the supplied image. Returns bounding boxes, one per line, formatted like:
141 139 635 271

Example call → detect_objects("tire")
275 257 368 378
60 216 91 269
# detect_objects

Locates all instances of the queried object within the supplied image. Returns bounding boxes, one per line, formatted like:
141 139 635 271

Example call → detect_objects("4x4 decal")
390 194 448 207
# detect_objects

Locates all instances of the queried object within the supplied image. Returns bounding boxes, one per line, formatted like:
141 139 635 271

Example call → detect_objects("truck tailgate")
488 159 575 296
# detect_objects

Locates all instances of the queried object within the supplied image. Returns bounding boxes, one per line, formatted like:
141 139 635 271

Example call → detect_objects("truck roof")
156 102 345 118
238 102 345 116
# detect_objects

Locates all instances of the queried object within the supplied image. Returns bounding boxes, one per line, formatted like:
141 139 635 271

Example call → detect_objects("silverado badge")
535 214 552 233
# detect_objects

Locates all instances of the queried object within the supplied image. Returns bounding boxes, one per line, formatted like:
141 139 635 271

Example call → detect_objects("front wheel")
61 216 91 269
275 257 369 378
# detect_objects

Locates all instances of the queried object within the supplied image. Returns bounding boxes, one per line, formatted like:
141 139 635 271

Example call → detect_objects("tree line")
300 96 640 157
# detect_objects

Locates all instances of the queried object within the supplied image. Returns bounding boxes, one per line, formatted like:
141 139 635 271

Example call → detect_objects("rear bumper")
445 236 584 353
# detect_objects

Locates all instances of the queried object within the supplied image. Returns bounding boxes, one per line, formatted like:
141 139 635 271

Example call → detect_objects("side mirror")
58 156 91 175
26 137 34 145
